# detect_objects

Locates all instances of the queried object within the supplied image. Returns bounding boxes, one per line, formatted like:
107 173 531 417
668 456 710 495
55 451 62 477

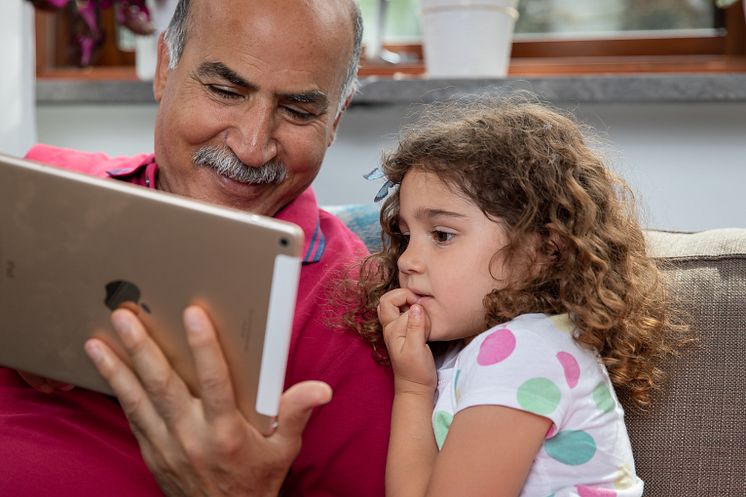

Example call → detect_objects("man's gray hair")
163 0 363 112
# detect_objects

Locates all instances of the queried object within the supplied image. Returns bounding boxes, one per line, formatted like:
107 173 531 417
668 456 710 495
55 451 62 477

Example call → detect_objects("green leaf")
716 0 739 8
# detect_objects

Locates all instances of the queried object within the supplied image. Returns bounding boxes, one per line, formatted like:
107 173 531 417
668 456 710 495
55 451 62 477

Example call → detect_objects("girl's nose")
397 241 425 275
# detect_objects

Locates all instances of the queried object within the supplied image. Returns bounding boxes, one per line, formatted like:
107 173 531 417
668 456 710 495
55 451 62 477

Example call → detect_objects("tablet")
0 153 303 434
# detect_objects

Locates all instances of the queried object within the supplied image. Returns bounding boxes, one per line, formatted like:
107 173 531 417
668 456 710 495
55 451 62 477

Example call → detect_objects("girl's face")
396 170 511 342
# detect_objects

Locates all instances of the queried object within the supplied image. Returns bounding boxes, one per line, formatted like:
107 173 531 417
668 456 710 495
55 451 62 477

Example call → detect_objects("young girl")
349 96 689 497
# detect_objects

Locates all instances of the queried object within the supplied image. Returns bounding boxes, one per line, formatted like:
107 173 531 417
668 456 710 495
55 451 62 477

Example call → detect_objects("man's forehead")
184 0 352 102
191 0 353 29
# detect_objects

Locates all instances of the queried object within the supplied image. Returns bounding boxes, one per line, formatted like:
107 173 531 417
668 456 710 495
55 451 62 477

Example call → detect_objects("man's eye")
207 85 241 100
432 230 455 244
282 106 315 122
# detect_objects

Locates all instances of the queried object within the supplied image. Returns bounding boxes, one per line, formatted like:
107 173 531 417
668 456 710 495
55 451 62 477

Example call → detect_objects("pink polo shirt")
0 145 393 497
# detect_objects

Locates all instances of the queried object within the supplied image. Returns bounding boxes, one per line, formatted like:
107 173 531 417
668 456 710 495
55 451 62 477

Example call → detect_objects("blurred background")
2 0 745 230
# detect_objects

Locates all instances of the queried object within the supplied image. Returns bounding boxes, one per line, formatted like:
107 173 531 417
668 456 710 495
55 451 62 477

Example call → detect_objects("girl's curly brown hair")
341 94 690 408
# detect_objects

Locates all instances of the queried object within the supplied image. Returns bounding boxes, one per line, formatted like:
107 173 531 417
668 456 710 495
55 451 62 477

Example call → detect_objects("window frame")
34 1 746 80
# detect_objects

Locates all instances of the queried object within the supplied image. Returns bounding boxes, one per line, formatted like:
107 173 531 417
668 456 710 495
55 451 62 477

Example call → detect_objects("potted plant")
26 0 154 66
716 0 745 22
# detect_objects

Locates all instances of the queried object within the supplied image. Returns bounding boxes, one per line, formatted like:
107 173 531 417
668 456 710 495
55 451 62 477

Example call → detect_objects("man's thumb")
274 381 332 443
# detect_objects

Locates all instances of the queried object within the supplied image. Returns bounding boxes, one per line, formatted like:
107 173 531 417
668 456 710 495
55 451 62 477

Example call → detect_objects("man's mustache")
192 146 288 185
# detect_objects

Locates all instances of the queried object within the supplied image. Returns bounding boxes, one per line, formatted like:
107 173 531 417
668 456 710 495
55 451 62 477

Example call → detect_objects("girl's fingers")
377 288 420 325
405 304 430 344
383 312 409 346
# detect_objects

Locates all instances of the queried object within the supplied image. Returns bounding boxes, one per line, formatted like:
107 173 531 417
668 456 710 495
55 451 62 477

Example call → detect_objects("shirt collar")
105 157 325 264
275 188 326 264
106 154 157 188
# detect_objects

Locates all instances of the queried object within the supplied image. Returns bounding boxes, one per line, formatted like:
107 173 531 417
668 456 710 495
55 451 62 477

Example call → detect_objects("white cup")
420 0 519 78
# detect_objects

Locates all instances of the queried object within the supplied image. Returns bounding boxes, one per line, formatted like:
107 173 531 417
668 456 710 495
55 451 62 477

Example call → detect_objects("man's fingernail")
85 341 104 364
111 312 134 340
184 308 204 336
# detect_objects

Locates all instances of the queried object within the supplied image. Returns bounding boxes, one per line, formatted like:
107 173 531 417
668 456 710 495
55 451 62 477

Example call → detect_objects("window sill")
36 57 746 106
358 55 746 77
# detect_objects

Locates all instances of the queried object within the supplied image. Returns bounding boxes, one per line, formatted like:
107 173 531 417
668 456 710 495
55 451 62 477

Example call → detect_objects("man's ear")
153 34 171 103
327 93 354 147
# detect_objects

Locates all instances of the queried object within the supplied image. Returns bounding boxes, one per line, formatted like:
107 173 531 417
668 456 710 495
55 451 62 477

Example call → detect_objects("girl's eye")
207 85 241 100
396 231 410 248
432 230 455 244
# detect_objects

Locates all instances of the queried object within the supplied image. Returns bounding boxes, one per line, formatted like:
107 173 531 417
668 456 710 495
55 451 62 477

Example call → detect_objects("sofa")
326 203 746 497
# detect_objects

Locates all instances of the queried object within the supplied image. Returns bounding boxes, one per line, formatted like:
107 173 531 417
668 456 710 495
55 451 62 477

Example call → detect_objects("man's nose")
227 101 279 167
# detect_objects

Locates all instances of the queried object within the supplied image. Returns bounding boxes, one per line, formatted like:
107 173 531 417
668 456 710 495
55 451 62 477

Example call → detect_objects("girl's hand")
378 288 437 395
17 370 74 393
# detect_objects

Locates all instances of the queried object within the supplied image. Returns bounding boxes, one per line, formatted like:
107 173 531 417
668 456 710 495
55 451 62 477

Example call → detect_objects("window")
34 0 746 79
357 0 746 76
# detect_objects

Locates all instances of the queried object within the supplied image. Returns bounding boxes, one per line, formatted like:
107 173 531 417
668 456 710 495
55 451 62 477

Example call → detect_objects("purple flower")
26 0 154 66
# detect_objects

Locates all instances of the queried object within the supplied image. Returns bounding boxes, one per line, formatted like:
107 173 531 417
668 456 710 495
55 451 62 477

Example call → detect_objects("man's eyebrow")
195 62 329 111
280 90 329 111
196 61 255 90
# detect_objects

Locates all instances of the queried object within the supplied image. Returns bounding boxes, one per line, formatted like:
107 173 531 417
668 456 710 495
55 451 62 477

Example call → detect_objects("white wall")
0 0 36 156
36 100 746 231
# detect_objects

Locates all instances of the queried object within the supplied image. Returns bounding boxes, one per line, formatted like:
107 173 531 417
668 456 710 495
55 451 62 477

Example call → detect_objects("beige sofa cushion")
626 229 746 496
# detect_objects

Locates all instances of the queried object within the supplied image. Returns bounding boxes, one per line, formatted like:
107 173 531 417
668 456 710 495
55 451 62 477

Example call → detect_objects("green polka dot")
433 410 453 449
544 430 597 465
453 369 462 402
517 377 561 415
592 382 615 413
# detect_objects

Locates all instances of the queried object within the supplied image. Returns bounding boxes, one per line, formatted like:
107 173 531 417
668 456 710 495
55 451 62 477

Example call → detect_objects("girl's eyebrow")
415 208 468 220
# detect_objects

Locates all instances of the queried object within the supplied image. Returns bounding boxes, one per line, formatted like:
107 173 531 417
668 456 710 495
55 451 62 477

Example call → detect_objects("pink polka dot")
576 486 617 497
556 351 580 388
477 328 516 365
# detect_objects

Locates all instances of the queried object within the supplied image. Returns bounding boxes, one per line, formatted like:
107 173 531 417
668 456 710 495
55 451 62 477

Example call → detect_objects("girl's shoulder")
464 313 581 354
457 313 602 379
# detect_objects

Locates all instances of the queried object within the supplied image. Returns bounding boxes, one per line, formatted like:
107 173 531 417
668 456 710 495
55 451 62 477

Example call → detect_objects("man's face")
152 0 353 215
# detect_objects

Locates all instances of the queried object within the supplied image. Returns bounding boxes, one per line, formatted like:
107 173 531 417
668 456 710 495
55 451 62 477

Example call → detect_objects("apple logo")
104 280 151 314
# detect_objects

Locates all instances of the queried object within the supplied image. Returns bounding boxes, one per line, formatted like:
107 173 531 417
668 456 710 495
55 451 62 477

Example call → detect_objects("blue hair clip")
363 167 396 202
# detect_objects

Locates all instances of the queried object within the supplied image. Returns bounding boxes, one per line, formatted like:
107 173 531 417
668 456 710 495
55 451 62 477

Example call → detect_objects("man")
0 1 393 496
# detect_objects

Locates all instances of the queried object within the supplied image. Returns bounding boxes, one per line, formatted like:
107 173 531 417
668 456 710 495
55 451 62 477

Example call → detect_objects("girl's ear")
524 231 563 279
544 232 563 262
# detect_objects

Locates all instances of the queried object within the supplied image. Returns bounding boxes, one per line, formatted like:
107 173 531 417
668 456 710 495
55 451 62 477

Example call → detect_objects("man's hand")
84 306 331 497
377 289 437 395
17 371 74 393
